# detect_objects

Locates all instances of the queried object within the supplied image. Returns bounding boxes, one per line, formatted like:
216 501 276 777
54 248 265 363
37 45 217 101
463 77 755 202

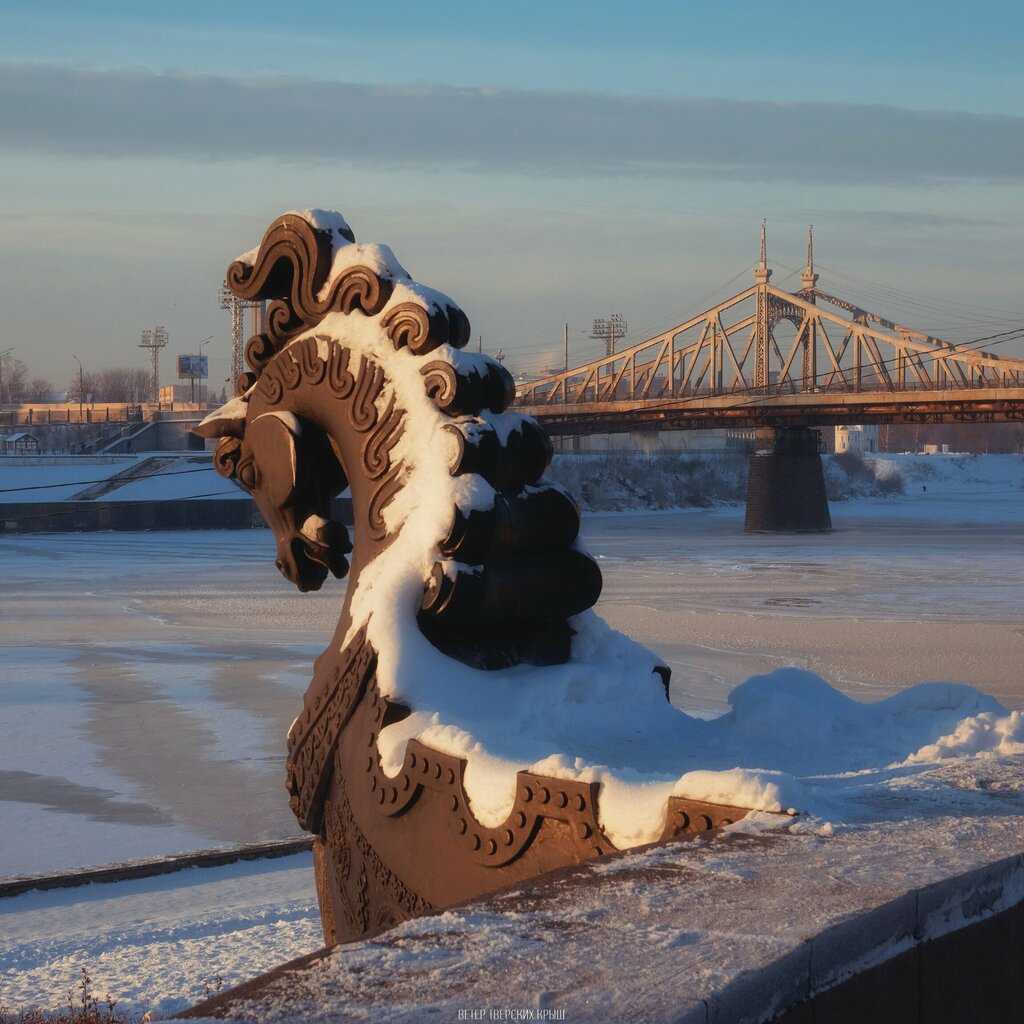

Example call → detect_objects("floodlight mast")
590 313 628 357
219 284 265 390
139 325 168 403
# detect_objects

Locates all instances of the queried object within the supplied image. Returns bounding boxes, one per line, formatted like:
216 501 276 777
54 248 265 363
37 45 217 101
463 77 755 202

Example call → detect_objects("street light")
0 347 13 412
72 354 83 422
192 336 212 404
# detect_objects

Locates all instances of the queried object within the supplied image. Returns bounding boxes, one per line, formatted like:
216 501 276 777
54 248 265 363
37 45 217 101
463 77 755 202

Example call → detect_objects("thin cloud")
1 64 1022 184
808 210 1003 230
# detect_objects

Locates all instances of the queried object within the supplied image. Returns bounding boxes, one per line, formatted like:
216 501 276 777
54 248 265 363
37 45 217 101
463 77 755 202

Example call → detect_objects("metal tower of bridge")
517 227 1024 435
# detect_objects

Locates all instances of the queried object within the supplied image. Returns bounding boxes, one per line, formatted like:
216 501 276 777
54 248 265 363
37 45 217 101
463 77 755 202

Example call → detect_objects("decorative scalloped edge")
288 628 786 866
356 672 789 869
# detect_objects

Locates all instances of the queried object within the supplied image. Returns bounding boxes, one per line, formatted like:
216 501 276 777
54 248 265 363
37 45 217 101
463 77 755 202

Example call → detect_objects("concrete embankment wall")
0 838 313 900
0 499 261 533
0 496 354 533
778 901 1024 1021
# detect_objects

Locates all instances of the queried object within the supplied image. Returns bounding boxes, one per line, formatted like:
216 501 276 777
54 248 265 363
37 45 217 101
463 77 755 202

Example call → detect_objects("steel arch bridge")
516 227 1024 436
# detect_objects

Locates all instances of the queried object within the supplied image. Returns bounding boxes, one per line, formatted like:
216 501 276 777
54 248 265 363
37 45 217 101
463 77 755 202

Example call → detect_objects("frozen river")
589 495 1024 715
2 474 1023 877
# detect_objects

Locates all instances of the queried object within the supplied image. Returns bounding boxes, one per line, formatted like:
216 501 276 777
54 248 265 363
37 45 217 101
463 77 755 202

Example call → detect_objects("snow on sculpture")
197 210 768 946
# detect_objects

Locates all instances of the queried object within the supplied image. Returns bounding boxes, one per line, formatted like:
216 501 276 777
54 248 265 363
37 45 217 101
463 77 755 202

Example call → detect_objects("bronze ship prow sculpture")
197 209 770 946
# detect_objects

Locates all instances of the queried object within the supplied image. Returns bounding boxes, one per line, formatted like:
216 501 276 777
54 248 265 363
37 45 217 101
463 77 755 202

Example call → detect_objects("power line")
0 466 218 496
815 263 1024 324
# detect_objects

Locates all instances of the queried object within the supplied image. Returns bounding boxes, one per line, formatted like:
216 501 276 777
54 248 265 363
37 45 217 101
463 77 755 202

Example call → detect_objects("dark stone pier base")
744 427 832 533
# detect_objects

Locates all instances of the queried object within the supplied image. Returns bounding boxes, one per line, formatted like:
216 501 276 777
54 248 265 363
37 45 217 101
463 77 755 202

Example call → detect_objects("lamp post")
0 347 12 415
72 354 84 422
192 336 212 404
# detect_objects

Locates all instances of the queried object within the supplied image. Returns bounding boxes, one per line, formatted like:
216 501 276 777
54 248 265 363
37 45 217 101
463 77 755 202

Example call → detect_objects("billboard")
177 354 208 380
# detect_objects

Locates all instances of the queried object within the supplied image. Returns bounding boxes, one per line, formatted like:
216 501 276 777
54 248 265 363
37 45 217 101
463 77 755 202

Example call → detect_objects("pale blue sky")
1 1 1022 387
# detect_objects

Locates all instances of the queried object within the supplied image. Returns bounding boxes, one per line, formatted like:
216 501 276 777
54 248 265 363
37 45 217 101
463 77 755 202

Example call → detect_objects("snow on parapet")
904 708 1024 764
374 610 1024 848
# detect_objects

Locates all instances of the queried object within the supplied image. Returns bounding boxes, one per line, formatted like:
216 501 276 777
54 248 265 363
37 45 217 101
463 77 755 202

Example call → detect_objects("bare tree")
94 367 150 402
66 366 150 403
66 369 99 403
910 421 923 453
1013 421 1024 455
0 352 28 403
27 377 55 401
877 422 891 453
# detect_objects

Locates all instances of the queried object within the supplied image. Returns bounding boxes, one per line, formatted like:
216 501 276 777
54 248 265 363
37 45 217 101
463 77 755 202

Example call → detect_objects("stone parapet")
173 806 1024 1023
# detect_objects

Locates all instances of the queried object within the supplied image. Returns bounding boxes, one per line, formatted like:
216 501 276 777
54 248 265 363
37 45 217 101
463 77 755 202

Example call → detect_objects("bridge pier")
744 427 832 533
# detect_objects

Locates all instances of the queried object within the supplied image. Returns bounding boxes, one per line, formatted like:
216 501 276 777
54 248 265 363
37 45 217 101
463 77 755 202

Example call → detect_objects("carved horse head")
198 209 602 667
196 398 350 593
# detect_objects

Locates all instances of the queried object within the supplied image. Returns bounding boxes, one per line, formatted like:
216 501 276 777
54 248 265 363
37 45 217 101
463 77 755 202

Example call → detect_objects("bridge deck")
519 386 1024 434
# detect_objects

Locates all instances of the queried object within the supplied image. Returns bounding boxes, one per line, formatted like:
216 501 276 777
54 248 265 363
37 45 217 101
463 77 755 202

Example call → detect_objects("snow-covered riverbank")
546 450 1024 511
6 449 1019 513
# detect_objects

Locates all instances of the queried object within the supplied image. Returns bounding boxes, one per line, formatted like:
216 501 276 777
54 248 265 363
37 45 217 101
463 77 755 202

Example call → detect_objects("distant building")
554 428 753 454
835 424 878 455
1 432 41 454
158 384 210 405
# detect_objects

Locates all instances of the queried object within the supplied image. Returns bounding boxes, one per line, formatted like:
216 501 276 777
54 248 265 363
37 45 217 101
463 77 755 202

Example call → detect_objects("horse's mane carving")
197 210 760 948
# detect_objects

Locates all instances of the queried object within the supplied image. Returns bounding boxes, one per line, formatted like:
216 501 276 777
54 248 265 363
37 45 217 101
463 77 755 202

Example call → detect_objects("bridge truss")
517 227 1024 433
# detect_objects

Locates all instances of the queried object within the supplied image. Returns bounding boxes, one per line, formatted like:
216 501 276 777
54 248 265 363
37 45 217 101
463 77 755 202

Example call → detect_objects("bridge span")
513 226 1024 532
515 225 1024 436
520 385 1024 437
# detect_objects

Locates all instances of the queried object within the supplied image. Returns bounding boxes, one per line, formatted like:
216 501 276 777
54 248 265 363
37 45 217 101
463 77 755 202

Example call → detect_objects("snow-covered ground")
0 852 320 1019
2 452 1023 1016
0 453 247 503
